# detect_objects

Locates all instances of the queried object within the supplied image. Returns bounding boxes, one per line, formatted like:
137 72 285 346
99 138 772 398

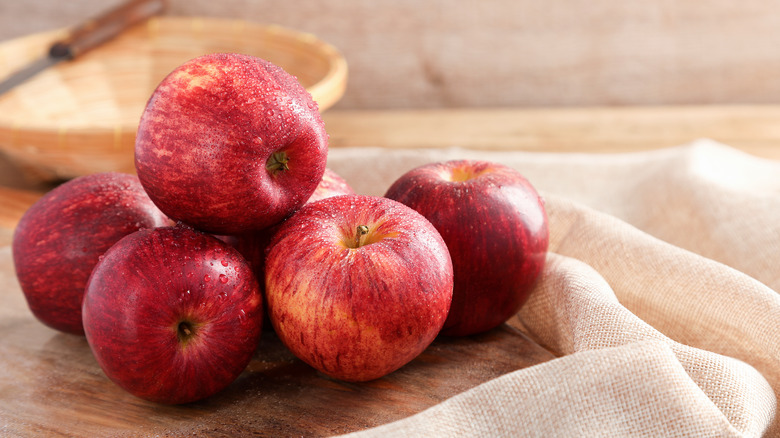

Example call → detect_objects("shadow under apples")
9 316 553 438
178 323 554 437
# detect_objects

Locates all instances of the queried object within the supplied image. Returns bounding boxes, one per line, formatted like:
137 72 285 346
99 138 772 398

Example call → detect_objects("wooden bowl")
0 16 348 181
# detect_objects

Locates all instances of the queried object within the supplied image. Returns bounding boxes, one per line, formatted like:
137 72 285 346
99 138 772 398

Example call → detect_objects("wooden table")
1 105 779 436
323 105 780 158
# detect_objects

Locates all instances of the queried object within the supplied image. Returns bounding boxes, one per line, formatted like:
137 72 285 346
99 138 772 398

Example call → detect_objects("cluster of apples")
12 53 549 405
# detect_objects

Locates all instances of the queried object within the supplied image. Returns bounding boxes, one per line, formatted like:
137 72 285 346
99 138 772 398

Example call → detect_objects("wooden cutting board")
0 159 555 437
0 287 553 437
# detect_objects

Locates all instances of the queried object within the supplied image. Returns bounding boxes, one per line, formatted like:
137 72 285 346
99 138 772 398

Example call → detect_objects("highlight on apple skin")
82 225 264 404
384 160 549 337
134 52 329 235
12 172 170 335
264 195 454 382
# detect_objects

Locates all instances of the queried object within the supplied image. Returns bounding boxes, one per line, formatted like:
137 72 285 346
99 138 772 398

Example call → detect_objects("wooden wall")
2 0 780 109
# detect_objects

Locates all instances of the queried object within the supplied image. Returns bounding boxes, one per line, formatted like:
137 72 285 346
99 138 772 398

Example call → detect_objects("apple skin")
384 160 549 337
12 172 170 335
134 53 329 235
307 167 355 204
217 167 356 275
217 167 355 331
264 195 453 382
82 225 263 404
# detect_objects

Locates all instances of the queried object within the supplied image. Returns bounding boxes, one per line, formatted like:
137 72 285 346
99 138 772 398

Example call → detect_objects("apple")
134 53 329 235
216 166 355 270
217 167 356 274
82 225 263 404
384 160 549 336
216 230 272 282
12 172 169 335
307 167 355 204
217 167 355 332
264 195 453 382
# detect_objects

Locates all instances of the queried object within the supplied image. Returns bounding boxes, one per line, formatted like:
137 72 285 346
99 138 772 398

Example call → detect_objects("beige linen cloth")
325 139 780 437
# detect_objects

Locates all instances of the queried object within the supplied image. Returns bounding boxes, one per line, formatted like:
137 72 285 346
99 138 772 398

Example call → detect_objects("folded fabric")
327 139 780 437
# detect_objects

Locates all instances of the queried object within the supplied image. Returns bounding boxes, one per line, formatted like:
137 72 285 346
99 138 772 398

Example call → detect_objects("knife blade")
0 0 166 97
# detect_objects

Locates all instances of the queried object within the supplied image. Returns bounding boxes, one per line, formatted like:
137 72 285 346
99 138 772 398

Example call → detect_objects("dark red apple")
12 172 169 335
82 225 263 404
215 227 276 289
384 160 549 336
264 195 453 382
134 53 329 235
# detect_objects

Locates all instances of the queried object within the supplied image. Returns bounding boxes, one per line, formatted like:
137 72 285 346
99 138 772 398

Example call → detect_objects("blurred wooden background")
2 0 780 110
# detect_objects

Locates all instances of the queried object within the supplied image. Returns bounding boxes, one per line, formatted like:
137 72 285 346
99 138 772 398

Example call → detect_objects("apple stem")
266 151 290 174
355 225 369 248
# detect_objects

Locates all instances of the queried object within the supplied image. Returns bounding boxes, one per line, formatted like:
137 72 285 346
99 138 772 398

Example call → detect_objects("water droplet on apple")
204 274 211 282
221 260 229 267
238 309 247 323
219 274 228 284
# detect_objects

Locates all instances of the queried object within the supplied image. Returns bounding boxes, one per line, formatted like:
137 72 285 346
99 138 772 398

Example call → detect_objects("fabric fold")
324 141 780 436
517 252 775 437
340 249 775 437
340 340 753 438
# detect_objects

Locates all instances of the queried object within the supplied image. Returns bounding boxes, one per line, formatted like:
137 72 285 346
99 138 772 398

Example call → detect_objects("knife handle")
49 0 166 59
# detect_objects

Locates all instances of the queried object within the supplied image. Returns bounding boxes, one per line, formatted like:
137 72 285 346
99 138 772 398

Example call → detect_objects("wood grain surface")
0 276 553 437
0 186 43 247
322 106 780 160
3 1 780 109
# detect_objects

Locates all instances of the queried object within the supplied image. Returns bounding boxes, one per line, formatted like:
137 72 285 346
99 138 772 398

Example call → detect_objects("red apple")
134 53 329 235
82 225 263 404
12 172 169 335
264 195 453 382
216 230 273 283
307 167 355 204
384 160 549 336
218 167 355 271
217 167 355 331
